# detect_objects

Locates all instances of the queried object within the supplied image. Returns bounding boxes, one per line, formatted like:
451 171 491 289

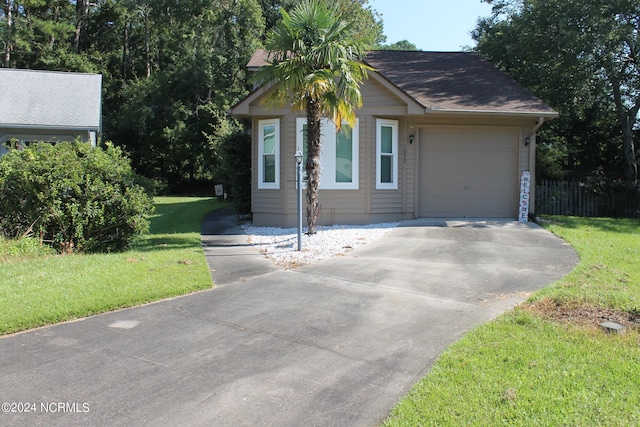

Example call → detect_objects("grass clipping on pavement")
0 197 220 336
385 216 640 427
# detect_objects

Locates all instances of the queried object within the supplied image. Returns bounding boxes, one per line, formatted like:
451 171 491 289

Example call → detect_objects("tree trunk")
610 76 638 184
143 4 151 78
305 95 321 234
74 0 89 52
122 19 130 80
3 0 12 67
620 118 638 185
50 5 60 50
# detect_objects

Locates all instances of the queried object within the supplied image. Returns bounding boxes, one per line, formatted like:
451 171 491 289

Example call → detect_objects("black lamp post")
295 150 304 251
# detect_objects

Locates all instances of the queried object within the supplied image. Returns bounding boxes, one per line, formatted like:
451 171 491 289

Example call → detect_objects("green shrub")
0 141 154 253
218 131 252 214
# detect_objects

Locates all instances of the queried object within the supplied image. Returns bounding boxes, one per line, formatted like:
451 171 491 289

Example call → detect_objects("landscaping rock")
599 321 626 334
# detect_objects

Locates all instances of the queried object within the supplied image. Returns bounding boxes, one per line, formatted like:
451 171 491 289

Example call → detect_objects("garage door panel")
419 197 466 217
465 197 514 217
469 175 515 192
421 179 466 195
426 201 519 217
472 152 515 173
426 131 467 149
469 132 514 150
420 165 466 182
419 128 518 218
422 153 466 175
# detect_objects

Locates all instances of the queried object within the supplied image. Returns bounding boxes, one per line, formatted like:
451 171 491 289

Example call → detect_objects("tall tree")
475 0 639 184
258 0 384 46
74 0 90 51
104 0 265 186
1 0 13 66
1 0 95 71
253 0 372 234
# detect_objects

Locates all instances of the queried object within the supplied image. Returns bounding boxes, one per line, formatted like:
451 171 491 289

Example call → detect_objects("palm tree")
252 0 372 234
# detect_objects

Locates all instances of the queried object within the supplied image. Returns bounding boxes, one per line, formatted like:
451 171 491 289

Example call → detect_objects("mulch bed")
522 299 640 331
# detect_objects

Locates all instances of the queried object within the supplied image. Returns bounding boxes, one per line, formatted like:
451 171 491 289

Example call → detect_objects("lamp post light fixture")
294 150 304 251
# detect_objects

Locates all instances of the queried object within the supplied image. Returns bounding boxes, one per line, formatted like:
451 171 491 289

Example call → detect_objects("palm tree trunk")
305 95 321 234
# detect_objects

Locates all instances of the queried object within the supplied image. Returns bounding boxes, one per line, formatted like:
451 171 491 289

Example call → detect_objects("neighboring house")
231 50 558 227
0 68 102 156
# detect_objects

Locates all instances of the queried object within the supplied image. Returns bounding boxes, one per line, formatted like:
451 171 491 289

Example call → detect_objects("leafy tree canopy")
379 39 419 51
258 0 385 46
475 0 639 183
0 0 412 198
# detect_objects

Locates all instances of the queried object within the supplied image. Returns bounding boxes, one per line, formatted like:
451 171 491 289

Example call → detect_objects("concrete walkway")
0 210 578 426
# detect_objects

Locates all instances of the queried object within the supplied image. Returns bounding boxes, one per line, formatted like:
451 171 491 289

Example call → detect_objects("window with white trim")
376 119 398 190
258 119 280 189
296 118 359 190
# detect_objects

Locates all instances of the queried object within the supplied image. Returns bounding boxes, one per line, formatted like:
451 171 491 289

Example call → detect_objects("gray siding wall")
367 117 411 216
251 116 286 225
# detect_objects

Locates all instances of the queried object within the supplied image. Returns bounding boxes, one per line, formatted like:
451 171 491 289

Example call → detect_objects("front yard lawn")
384 216 640 426
0 197 221 336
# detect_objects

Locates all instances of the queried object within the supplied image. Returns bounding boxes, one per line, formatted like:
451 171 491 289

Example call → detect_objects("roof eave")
0 124 101 131
423 108 559 120
366 72 426 114
229 82 280 118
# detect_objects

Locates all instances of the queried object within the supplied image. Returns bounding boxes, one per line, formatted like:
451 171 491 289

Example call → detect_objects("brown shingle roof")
363 50 556 115
244 49 557 117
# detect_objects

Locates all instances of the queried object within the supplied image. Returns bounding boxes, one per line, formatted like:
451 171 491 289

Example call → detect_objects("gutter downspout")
530 116 545 136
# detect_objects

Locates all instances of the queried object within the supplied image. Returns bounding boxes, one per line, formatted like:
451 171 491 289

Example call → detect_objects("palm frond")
256 0 370 124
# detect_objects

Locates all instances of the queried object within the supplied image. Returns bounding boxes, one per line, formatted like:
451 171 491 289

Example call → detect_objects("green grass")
385 216 640 427
0 236 57 263
531 217 640 311
0 197 222 336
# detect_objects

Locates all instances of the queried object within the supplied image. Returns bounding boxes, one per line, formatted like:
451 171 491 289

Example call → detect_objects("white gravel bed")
243 222 398 268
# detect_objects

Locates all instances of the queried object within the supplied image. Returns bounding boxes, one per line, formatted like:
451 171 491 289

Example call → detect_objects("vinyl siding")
284 115 369 224
403 135 416 214
253 113 371 227
369 117 406 215
252 117 285 219
249 80 542 226
361 78 406 107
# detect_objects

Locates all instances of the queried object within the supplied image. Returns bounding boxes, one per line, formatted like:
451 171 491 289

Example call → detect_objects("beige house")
0 68 102 156
231 50 558 227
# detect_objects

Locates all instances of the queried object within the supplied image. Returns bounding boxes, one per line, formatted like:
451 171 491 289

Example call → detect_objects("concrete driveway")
0 211 577 427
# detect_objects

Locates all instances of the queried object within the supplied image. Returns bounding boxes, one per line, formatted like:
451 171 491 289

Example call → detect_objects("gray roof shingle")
0 68 102 129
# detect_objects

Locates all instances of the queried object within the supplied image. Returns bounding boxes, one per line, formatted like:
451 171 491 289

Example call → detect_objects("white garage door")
418 127 518 218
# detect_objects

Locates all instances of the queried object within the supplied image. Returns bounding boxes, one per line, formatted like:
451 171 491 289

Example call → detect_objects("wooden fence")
535 180 640 218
